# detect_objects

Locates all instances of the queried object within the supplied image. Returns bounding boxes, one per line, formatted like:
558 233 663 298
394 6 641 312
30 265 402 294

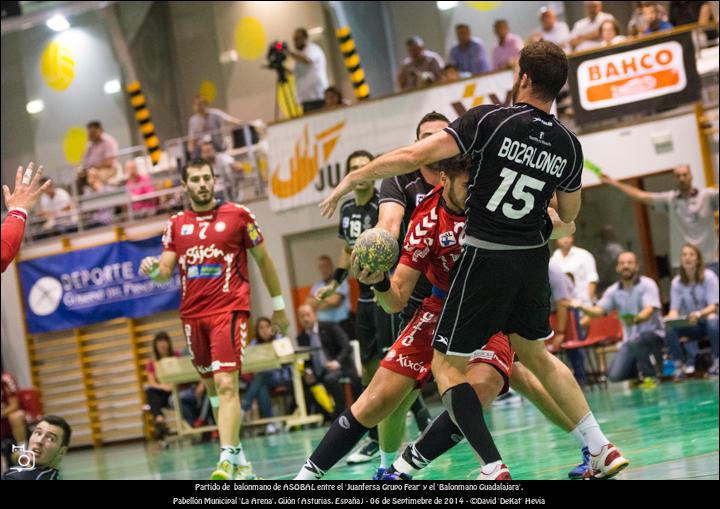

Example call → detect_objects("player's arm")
320 131 459 217
249 242 289 335
548 207 576 239
555 190 582 224
372 264 422 314
377 202 404 241
600 174 653 205
140 251 178 282
0 395 19 419
314 245 351 301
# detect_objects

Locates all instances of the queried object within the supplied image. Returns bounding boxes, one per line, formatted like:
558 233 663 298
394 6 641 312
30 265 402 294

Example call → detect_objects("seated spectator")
296 305 361 419
125 160 158 215
199 140 243 202
308 255 352 338
492 19 524 70
37 178 77 238
144 332 200 442
441 63 461 82
83 168 116 227
2 415 71 480
448 23 490 75
80 120 118 184
550 235 600 305
599 19 626 46
241 317 292 434
665 244 719 378
643 2 674 33
574 252 665 387
1 372 27 457
570 1 615 51
323 86 349 110
187 96 241 159
534 6 571 51
397 36 444 90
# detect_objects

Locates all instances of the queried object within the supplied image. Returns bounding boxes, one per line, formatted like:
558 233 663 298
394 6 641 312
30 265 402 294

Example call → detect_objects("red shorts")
380 301 514 394
181 311 248 379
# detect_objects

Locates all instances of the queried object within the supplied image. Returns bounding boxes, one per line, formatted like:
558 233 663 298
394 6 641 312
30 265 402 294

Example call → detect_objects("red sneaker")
477 463 512 480
585 443 629 479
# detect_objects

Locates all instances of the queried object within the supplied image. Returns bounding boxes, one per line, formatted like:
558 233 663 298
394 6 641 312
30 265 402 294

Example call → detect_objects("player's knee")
214 375 238 397
352 389 391 426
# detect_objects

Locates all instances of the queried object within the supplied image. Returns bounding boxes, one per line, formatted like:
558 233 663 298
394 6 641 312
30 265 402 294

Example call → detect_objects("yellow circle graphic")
41 41 76 91
234 17 267 61
199 80 217 104
465 1 502 11
63 126 87 164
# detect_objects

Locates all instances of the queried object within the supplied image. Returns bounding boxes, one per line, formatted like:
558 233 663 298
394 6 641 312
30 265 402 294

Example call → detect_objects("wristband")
333 268 348 285
8 208 28 223
373 273 391 292
272 295 286 311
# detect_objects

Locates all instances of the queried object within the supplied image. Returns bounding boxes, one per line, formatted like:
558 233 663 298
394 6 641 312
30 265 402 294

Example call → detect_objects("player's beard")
188 187 215 207
511 78 520 105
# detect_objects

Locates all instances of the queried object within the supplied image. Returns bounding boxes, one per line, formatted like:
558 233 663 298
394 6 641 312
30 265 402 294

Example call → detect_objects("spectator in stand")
287 28 330 113
397 36 444 90
241 317 292 435
125 160 158 215
574 252 665 388
570 1 616 51
533 6 571 52
643 2 674 34
596 225 625 295
602 165 719 276
599 18 627 46
448 23 490 76
492 19 524 70
199 140 243 202
308 255 352 338
2 415 71 480
323 86 346 110
81 120 119 184
37 178 78 238
83 168 116 227
669 1 718 44
187 96 241 159
1 372 27 454
665 244 719 378
550 235 600 305
144 332 201 443
441 63 461 83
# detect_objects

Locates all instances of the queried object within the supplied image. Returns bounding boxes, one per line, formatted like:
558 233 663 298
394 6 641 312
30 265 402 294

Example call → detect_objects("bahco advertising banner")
568 30 700 126
266 70 514 212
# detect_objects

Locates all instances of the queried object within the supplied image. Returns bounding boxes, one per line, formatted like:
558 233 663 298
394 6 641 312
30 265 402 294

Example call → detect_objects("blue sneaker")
568 447 590 480
372 468 386 480
381 469 413 480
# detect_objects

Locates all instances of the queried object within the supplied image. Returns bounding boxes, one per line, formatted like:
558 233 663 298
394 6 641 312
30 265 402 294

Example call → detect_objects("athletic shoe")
235 463 260 480
347 439 379 464
265 423 279 435
381 470 413 480
210 460 234 480
638 377 657 389
684 365 696 376
476 463 511 480
585 443 629 480
492 390 521 406
372 468 386 480
568 447 590 480
707 359 719 377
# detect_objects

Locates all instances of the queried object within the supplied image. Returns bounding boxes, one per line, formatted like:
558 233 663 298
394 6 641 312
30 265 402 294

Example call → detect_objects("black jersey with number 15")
444 103 583 249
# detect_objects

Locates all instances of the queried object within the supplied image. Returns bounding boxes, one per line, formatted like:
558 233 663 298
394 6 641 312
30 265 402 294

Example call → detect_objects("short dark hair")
40 415 72 448
518 41 568 102
444 63 459 71
494 19 508 28
318 254 333 265
86 120 102 130
254 316 274 343
152 331 172 360
346 150 375 174
295 27 308 38
455 23 470 31
416 111 450 139
181 159 215 183
439 154 471 179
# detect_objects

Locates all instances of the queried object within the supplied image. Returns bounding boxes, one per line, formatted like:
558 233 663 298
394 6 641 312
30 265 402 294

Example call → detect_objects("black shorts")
356 300 398 363
432 244 553 356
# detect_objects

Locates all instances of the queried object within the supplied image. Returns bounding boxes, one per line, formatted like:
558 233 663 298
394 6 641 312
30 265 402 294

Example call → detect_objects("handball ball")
354 228 399 273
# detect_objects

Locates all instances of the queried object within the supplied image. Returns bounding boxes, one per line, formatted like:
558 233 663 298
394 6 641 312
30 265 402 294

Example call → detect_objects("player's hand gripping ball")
353 228 399 273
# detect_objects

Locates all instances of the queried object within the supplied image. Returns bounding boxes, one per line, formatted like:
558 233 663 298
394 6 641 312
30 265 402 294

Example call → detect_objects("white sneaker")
346 439 379 464
685 365 696 375
586 443 629 479
476 463 511 480
265 423 279 435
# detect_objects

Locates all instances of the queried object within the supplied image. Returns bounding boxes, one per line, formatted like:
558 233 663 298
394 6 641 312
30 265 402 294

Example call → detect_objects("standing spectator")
241 317 292 434
665 244 719 377
125 160 158 215
37 178 77 237
643 2 674 34
296 305 361 418
81 120 118 184
397 36 444 90
187 96 241 159
550 235 600 305
286 28 329 113
669 1 718 44
2 415 71 480
1 372 27 453
575 252 665 387
602 165 719 275
599 19 626 46
448 23 490 75
570 1 616 51
308 255 352 337
199 140 243 202
596 225 625 295
83 168 116 228
492 19 524 70
534 7 571 52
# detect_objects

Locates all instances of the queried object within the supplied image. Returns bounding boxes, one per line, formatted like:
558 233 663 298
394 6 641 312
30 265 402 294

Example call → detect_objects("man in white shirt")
288 28 329 113
38 178 77 236
550 235 600 305
535 6 571 52
570 1 616 51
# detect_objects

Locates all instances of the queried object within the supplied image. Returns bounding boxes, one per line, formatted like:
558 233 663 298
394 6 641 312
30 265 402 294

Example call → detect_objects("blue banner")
19 236 180 334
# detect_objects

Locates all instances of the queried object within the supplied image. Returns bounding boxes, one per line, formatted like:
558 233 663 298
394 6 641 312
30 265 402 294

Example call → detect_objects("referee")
320 41 628 480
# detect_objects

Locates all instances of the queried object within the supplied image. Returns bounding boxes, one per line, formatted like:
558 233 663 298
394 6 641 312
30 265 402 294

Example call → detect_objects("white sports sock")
571 427 586 448
235 443 249 466
392 455 420 476
380 449 396 469
481 460 503 475
575 412 609 455
220 445 236 465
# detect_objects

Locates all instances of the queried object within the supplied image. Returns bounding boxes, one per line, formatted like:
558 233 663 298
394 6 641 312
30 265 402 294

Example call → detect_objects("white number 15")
486 168 545 220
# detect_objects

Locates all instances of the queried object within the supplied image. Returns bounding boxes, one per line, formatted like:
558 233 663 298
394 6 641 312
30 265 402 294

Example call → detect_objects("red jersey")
1 209 28 273
399 185 465 299
162 202 264 318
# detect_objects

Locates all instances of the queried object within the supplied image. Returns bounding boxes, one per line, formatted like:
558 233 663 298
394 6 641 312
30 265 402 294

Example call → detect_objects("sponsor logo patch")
247 223 262 246
214 221 226 233
187 264 223 279
181 224 194 236
439 231 457 247
396 354 428 374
